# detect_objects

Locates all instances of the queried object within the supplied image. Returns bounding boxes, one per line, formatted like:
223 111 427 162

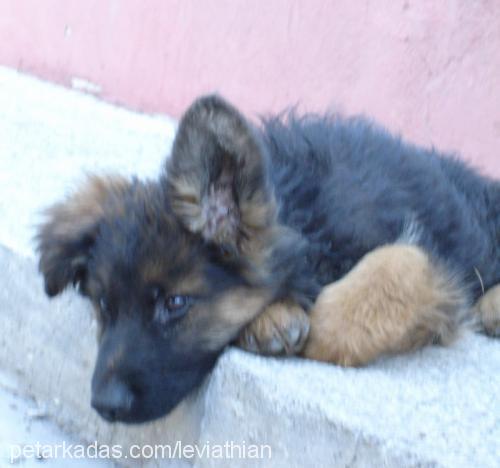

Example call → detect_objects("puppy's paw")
475 285 500 337
237 301 310 356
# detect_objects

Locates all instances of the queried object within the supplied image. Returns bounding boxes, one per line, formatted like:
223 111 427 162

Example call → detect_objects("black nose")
91 378 135 422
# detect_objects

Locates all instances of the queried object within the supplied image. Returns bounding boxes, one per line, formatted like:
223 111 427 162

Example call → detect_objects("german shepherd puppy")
36 95 500 424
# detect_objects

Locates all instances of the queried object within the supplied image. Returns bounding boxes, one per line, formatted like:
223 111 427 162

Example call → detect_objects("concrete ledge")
1 67 499 467
199 336 500 468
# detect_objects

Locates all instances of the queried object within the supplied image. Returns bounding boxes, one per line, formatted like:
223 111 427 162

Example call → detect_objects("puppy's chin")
97 400 179 425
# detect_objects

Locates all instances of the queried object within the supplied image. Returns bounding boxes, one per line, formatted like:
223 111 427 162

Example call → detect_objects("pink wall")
1 0 499 175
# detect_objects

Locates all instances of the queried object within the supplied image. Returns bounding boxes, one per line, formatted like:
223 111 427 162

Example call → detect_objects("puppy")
36 95 500 423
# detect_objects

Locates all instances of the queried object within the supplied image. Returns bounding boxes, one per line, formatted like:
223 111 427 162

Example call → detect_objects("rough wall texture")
1 0 498 175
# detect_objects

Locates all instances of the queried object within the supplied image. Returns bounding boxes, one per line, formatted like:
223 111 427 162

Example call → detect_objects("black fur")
263 112 499 302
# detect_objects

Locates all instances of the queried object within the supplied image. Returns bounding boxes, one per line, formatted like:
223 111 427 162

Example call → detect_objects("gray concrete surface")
0 67 499 467
0 371 113 467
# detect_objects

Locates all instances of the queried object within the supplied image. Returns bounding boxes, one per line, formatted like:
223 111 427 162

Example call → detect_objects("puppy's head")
36 96 279 423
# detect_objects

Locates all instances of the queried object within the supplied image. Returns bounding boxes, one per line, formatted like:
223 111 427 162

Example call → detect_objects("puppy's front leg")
237 300 310 355
302 244 468 366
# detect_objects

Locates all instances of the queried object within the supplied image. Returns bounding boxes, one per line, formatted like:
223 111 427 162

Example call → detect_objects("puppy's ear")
36 175 129 297
166 95 276 257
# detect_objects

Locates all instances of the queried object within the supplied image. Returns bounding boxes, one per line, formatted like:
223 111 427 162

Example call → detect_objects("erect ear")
36 175 130 297
165 95 276 257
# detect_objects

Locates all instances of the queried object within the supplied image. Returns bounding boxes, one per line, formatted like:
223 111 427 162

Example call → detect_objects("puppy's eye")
154 295 191 325
166 295 188 312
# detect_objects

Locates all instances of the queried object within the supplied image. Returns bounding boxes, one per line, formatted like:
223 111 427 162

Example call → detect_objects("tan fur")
140 262 208 296
238 198 277 263
170 172 277 266
237 300 310 355
37 174 134 296
44 174 130 239
474 284 500 336
301 244 467 366
179 287 274 352
168 176 203 233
